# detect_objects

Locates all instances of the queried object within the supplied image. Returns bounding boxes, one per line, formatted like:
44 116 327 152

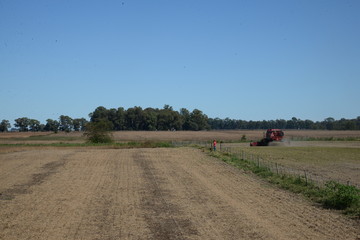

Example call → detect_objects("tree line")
208 116 360 130
0 116 88 132
88 105 210 131
1 105 359 132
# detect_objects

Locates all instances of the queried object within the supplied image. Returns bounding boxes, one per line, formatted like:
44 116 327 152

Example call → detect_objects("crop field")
1 129 360 144
0 130 360 239
221 142 360 188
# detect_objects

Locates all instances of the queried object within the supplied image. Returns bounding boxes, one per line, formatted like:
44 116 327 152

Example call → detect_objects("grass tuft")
321 181 360 210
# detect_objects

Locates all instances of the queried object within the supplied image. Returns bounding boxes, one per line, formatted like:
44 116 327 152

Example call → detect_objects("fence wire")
221 146 359 189
173 141 359 189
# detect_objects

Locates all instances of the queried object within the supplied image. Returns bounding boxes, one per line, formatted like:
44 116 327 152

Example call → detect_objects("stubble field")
221 141 360 188
0 130 359 239
2 129 360 144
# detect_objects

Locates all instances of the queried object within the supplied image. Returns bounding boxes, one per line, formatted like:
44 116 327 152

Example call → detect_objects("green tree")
189 109 210 131
0 120 11 132
44 119 60 132
180 108 191 130
84 121 113 143
304 119 314 129
158 105 182 130
89 106 109 122
114 107 126 130
143 108 158 130
59 115 73 132
125 106 144 130
324 117 335 130
207 117 221 130
171 110 183 130
14 117 30 131
29 119 41 131
286 117 300 129
275 119 287 129
107 108 118 130
73 118 88 131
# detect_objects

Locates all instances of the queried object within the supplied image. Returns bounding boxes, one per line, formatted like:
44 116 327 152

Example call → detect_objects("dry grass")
111 130 260 142
1 130 360 144
284 130 360 140
221 144 360 188
0 132 51 139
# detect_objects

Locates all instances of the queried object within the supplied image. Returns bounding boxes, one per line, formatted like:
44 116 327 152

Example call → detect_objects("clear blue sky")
1 0 359 124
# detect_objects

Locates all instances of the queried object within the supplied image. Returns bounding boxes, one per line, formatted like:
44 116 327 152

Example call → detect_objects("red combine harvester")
250 129 284 146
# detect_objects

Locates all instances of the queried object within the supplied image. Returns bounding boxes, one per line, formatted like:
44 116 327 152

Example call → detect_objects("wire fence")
173 141 360 189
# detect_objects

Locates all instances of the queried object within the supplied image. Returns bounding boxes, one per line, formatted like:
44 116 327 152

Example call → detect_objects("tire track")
70 149 150 240
149 148 272 239
0 150 80 240
134 149 197 240
0 155 67 200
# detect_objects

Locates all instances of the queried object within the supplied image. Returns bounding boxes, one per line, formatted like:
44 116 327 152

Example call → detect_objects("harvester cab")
250 129 284 146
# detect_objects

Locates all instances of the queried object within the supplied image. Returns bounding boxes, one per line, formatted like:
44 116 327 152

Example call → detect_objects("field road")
0 148 359 239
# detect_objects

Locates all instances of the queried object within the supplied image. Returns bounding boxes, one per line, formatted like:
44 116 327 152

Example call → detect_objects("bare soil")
0 148 359 240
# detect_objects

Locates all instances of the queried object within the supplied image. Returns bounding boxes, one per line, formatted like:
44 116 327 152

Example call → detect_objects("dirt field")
1 147 359 239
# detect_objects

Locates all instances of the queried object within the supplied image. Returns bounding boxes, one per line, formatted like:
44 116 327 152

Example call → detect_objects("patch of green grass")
120 141 173 148
321 181 360 210
28 135 81 141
